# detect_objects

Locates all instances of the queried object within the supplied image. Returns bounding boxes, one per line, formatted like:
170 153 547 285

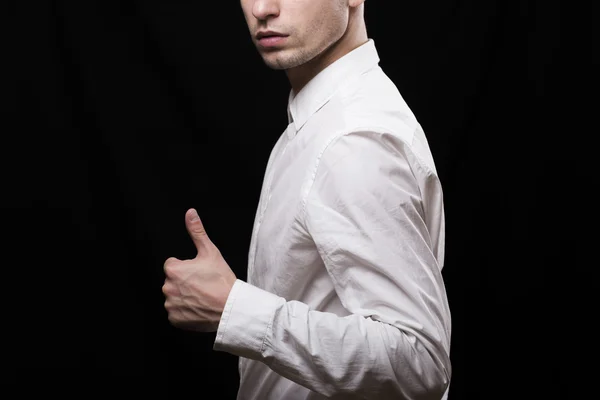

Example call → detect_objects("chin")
261 55 291 70
264 61 287 70
262 52 307 71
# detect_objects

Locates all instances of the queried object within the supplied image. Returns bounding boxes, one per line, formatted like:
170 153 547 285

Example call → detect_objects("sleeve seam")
259 296 281 361
301 126 412 228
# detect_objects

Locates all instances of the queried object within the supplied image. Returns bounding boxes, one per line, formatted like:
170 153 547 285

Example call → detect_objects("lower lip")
258 36 288 47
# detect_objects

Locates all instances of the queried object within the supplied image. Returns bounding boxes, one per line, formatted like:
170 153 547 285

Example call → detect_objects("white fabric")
214 39 451 400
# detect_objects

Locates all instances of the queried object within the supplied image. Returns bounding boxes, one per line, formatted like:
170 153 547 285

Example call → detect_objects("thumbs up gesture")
162 208 237 332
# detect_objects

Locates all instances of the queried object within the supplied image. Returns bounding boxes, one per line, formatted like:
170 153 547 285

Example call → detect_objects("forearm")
214 280 450 400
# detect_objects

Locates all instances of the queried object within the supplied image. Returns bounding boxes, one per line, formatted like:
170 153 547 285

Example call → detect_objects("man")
162 0 452 399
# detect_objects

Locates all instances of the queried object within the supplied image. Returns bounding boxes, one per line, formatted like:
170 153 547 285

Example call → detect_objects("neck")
286 11 368 95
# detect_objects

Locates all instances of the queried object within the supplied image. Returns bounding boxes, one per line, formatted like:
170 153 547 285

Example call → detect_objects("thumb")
185 208 210 255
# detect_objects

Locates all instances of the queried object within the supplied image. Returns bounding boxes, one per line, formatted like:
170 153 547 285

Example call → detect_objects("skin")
241 0 368 93
164 0 368 332
162 209 237 332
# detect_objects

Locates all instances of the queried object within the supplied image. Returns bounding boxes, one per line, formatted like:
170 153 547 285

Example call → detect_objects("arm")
214 130 451 399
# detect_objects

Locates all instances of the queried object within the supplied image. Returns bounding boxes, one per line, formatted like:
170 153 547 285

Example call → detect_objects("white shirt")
214 39 451 400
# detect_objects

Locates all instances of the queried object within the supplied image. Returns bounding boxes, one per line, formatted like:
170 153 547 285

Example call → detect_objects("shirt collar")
286 39 380 134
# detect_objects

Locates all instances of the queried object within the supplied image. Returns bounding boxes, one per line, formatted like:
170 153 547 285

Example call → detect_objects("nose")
252 0 280 20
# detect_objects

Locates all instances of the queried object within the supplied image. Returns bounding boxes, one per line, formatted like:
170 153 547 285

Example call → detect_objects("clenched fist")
162 208 237 332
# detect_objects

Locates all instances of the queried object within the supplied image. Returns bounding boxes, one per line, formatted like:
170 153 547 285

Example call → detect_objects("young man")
162 1 452 398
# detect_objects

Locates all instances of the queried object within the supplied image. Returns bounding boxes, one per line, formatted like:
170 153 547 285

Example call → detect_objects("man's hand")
162 208 237 332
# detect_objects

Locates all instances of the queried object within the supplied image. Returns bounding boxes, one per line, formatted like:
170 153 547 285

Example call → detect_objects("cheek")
312 9 344 39
240 5 253 25
242 11 251 25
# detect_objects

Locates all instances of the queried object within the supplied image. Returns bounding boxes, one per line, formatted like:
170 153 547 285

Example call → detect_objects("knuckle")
164 257 178 268
164 258 179 275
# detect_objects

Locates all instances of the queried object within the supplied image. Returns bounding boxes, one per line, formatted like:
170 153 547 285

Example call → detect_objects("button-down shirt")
214 39 451 400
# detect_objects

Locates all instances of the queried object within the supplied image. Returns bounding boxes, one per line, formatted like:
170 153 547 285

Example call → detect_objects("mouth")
256 30 288 40
256 33 289 48
258 35 287 49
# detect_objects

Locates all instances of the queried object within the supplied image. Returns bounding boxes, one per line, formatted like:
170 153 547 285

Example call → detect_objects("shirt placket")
247 122 295 284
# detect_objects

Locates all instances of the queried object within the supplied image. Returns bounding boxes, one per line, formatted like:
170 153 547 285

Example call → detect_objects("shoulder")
309 67 438 177
307 66 420 151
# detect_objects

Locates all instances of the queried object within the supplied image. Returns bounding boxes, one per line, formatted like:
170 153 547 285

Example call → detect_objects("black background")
4 1 569 398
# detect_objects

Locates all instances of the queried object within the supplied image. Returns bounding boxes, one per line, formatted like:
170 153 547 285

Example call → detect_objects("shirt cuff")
213 279 285 360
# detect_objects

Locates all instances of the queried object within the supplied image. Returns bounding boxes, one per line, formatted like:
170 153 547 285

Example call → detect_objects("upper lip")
256 30 287 39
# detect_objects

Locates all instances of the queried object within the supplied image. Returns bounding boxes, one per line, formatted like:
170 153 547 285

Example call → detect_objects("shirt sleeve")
214 130 452 400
